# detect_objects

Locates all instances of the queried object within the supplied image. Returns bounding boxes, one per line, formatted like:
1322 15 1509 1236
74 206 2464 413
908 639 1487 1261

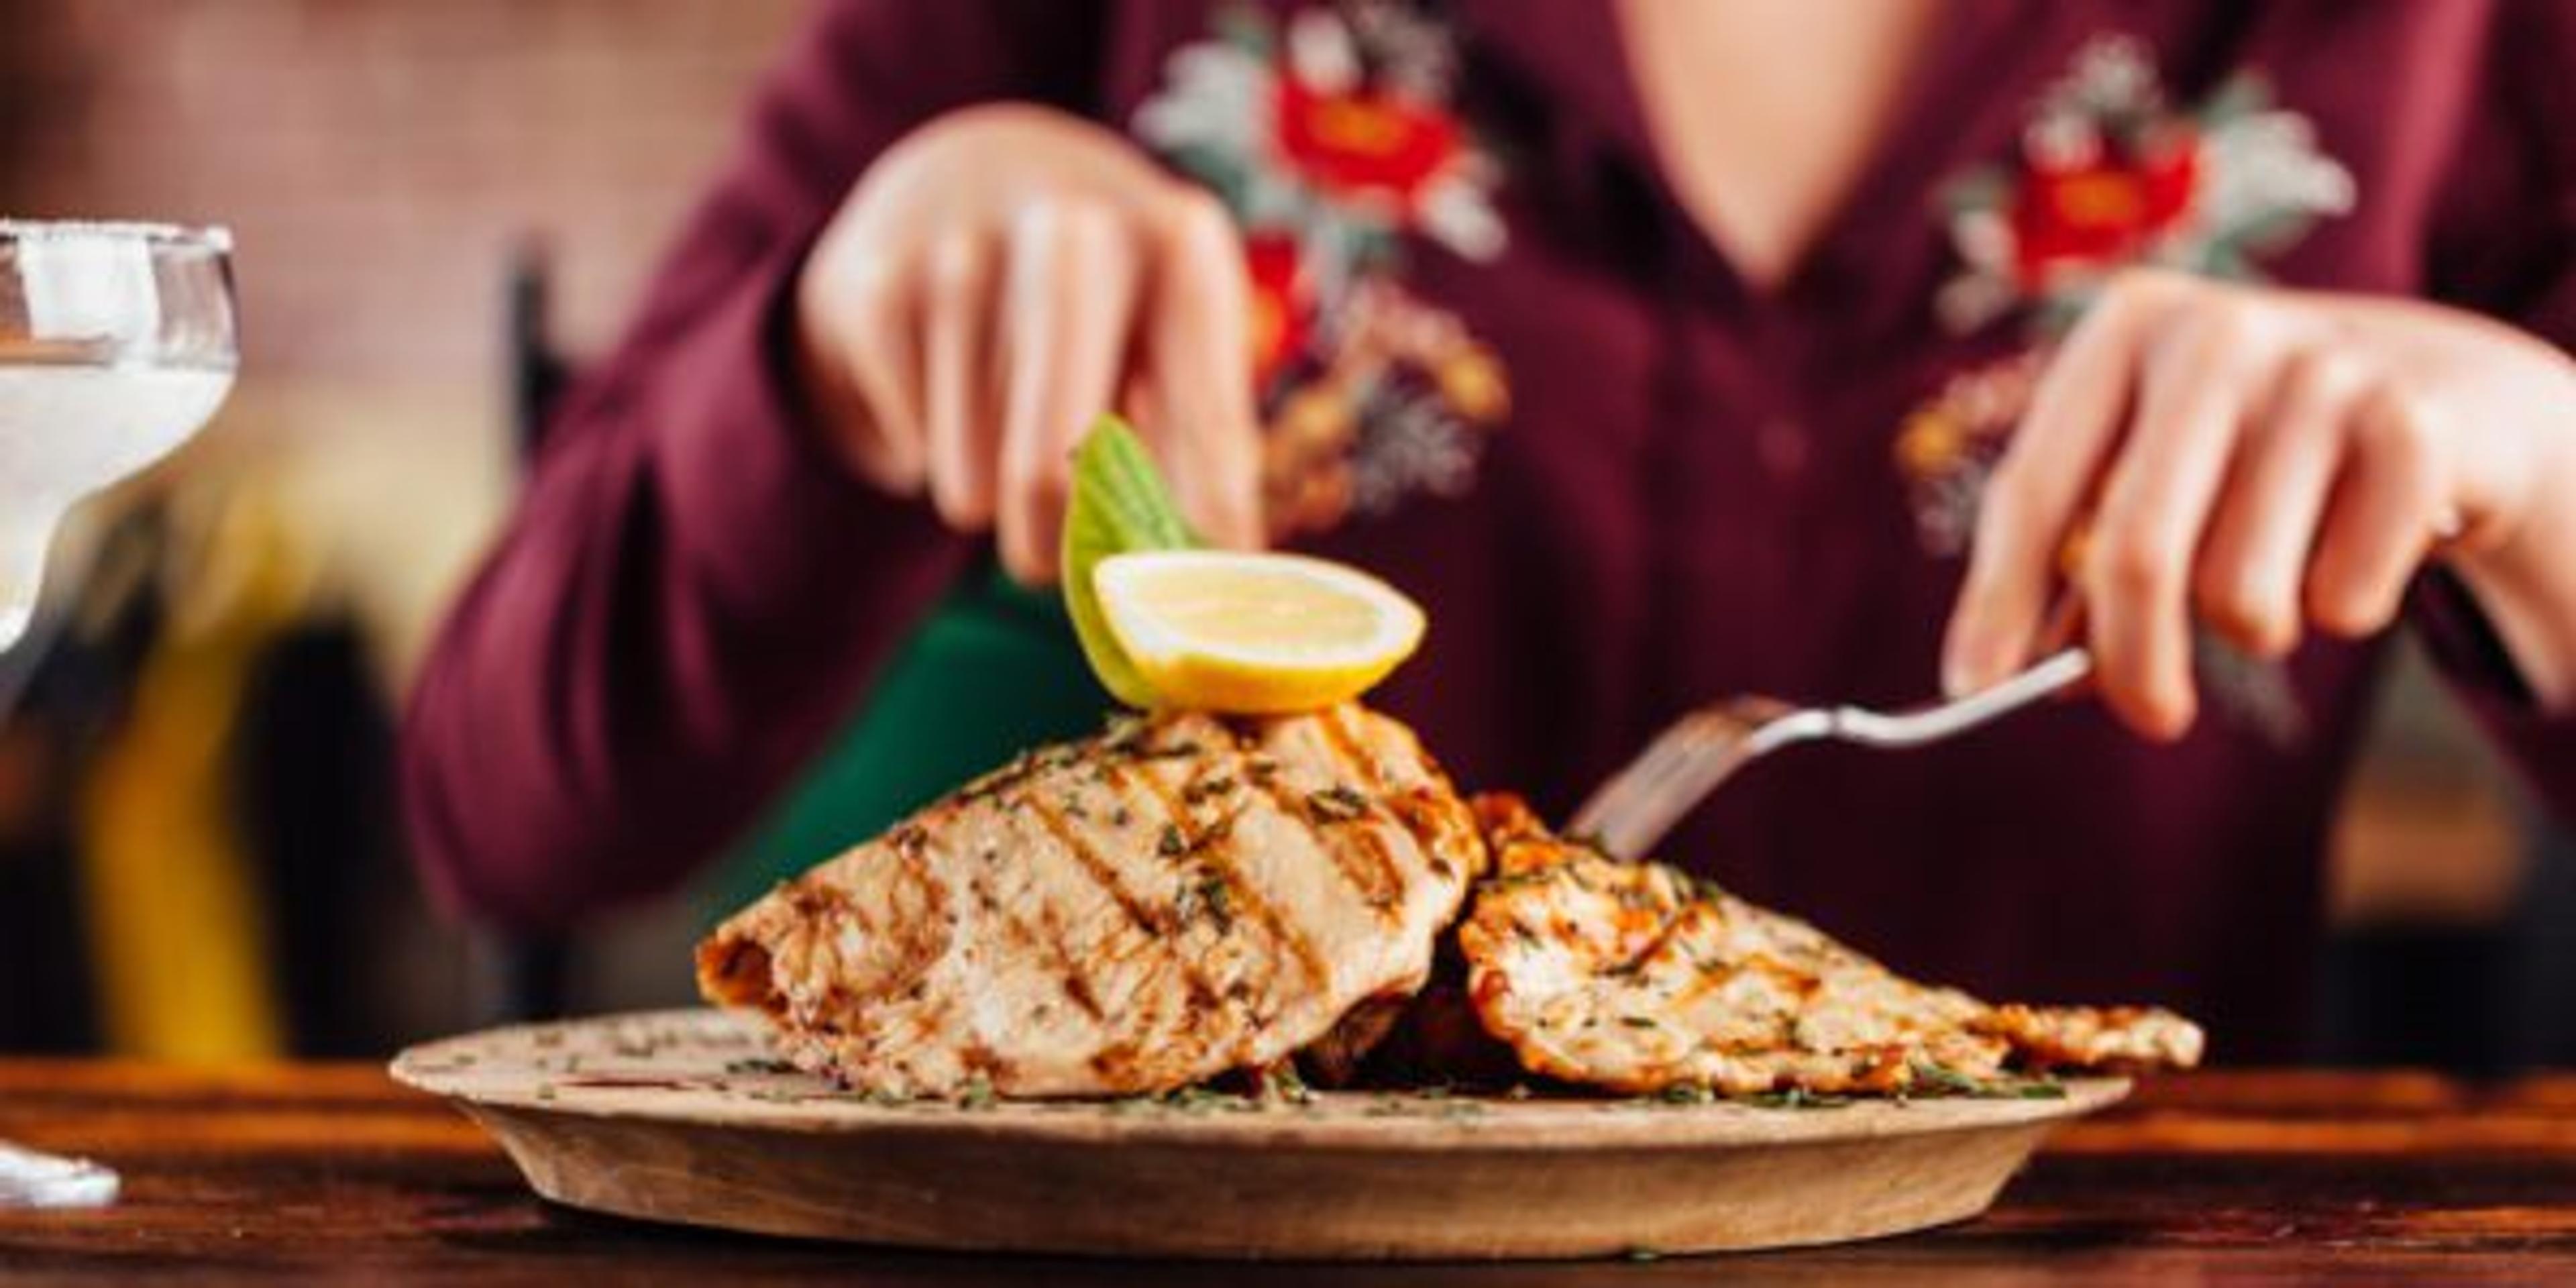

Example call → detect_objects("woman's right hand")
793 103 1265 582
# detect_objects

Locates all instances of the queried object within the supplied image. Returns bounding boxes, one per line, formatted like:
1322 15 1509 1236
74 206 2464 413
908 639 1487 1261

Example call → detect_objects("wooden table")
3 1063 2572 1283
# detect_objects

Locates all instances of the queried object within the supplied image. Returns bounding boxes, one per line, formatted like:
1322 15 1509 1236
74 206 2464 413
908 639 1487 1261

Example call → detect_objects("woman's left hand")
1943 268 2576 740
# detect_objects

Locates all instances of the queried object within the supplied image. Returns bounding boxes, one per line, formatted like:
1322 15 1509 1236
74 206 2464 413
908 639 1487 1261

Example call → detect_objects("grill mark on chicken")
1230 739 1405 922
1296 719 1418 908
1017 787 1218 1061
1033 897 1108 1022
1339 826 1407 914
1314 705 1390 794
1383 788 1470 883
1671 959 1742 1009
1124 767 1191 840
1205 816 1334 989
1154 756 1334 989
1022 793 1169 937
1034 767 1259 1037
1607 897 1699 976
963 862 1105 1024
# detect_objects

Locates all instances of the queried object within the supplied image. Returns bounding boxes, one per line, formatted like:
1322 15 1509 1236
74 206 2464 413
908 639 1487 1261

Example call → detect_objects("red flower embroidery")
1273 77 1462 213
2010 127 2198 288
1935 36 2351 335
1244 231 1314 386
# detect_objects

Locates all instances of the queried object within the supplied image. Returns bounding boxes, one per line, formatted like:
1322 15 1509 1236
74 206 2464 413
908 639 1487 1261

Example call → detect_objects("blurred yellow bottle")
78 484 311 1061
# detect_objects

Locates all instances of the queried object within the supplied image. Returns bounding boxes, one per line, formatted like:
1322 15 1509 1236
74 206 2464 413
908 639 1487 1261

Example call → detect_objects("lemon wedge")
1092 550 1427 714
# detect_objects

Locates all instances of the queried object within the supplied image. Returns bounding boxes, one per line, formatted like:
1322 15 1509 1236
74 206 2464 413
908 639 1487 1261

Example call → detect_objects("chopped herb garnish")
1906 1061 2066 1099
1174 867 1234 930
1105 1085 1270 1116
1166 1085 1260 1114
1252 1062 1314 1106
1618 1015 1660 1030
1158 824 1188 857
957 1077 998 1110
1305 784 1371 823
1741 1087 1852 1110
1613 883 1662 912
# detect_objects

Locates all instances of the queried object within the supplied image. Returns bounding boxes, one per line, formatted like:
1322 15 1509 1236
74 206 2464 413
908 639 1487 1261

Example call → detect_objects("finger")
2191 349 2365 658
921 228 1000 529
828 258 928 490
996 198 1140 583
1140 187 1264 549
1943 271 2174 696
2082 291 2274 741
2306 383 2448 638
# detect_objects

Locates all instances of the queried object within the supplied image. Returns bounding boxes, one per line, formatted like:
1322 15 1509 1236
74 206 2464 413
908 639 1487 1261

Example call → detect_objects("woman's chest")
1095 1 2475 565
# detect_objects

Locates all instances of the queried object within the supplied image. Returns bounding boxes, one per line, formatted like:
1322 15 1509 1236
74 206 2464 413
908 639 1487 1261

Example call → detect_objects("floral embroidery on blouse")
1134 1 1511 539
1898 36 2355 747
1933 34 2355 335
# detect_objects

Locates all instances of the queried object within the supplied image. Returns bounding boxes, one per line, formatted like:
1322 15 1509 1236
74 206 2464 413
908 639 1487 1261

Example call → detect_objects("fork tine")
1570 709 1758 857
1576 720 1700 825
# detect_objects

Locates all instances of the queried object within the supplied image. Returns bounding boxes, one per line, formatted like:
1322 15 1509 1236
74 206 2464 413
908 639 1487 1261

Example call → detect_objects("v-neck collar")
1463 0 2090 336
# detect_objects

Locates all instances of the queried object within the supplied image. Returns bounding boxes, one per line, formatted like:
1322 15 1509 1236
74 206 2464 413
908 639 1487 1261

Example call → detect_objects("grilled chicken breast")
697 705 1485 1098
1458 796 2203 1095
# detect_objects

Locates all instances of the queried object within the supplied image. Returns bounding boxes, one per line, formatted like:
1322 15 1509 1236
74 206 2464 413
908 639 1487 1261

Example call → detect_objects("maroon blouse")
402 0 2576 1059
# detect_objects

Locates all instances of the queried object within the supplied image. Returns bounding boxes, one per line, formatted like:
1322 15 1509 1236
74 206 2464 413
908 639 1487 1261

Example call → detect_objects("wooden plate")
393 1009 2125 1260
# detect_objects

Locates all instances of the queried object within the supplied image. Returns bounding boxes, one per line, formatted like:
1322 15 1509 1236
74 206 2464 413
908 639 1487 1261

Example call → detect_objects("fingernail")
1941 661 1967 700
1941 650 1988 700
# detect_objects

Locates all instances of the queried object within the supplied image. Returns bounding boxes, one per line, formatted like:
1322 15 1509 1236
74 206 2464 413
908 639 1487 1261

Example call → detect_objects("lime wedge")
1060 415 1197 708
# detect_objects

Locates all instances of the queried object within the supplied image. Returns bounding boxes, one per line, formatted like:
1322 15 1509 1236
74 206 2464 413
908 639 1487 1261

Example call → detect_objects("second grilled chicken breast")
1458 796 2203 1095
697 705 1485 1097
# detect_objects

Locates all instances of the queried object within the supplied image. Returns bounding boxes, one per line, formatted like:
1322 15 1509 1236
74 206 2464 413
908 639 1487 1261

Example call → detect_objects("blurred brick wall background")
1 0 801 398
0 0 806 688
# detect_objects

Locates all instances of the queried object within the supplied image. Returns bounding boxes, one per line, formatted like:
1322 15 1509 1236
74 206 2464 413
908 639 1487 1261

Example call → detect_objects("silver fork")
1568 648 2094 861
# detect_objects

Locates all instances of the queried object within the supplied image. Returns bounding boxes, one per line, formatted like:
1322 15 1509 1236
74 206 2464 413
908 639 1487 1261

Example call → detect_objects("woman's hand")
794 103 1263 582
1943 269 2576 739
